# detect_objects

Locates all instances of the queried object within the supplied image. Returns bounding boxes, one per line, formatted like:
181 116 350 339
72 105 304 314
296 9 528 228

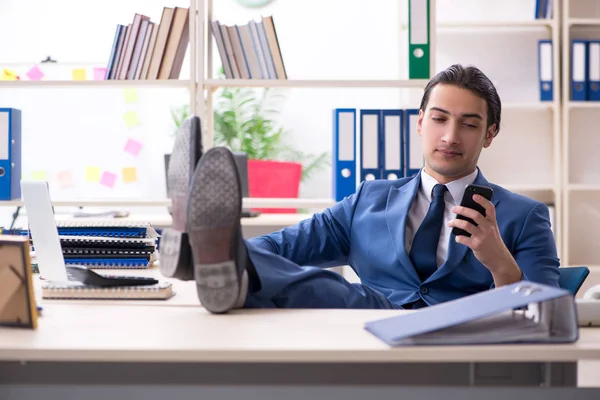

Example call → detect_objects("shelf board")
568 184 600 192
502 184 556 192
203 79 429 89
503 102 555 110
0 80 192 88
0 197 337 209
568 18 600 26
436 19 554 30
568 101 600 109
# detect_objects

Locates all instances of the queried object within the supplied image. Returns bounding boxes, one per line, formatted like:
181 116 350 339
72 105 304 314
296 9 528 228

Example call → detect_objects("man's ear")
483 125 496 148
417 109 424 137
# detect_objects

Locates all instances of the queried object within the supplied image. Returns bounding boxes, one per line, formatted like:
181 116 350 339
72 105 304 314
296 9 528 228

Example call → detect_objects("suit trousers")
243 241 402 309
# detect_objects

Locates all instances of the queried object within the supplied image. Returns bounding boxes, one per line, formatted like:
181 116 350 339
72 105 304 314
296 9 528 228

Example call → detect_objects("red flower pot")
247 159 302 213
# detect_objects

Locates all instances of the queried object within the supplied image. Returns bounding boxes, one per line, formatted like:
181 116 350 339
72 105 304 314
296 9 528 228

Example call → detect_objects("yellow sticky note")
123 111 141 128
122 167 137 183
1 68 19 80
123 88 139 104
72 68 87 81
85 166 101 182
30 170 47 181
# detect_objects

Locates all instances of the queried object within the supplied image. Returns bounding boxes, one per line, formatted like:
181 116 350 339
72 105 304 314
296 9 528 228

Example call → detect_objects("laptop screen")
20 181 69 282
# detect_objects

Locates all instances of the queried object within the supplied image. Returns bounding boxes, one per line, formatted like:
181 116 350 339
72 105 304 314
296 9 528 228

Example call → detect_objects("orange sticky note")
72 68 87 81
57 170 73 188
85 166 101 182
122 167 137 183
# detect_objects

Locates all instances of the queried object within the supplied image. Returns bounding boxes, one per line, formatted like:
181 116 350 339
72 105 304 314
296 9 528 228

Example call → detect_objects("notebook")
55 220 159 238
364 282 579 346
41 281 174 300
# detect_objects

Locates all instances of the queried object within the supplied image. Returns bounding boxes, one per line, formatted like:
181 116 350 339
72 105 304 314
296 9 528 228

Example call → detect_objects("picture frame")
0 235 38 329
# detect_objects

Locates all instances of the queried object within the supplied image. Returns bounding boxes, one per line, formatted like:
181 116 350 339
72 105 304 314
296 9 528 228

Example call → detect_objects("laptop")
21 181 70 282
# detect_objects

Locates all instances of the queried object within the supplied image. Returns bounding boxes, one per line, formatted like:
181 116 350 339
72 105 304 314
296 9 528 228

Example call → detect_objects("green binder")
408 0 430 79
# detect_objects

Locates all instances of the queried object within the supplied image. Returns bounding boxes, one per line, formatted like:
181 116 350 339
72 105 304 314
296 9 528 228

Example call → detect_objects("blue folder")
364 281 578 346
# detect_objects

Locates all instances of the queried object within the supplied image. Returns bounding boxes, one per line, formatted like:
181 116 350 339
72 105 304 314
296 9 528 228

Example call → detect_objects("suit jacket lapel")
385 174 422 285
427 169 500 282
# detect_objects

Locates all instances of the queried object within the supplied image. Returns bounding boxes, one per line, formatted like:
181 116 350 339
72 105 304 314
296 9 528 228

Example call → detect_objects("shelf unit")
200 0 438 150
430 1 562 257
199 0 563 215
561 0 600 266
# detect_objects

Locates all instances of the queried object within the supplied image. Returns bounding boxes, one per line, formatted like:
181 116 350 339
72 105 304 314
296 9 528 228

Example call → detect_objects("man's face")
417 83 496 184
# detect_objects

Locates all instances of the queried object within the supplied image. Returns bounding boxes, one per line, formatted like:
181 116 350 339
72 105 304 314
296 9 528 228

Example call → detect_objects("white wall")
0 0 544 226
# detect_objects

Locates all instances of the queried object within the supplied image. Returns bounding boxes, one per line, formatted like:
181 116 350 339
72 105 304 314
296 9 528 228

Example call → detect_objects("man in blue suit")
161 64 559 314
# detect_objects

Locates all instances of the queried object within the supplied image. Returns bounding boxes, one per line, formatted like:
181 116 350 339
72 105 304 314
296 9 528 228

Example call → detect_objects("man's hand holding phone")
448 184 523 286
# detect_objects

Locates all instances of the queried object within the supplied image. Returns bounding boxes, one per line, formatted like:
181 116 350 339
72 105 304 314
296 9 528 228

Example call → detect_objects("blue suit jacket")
248 170 560 307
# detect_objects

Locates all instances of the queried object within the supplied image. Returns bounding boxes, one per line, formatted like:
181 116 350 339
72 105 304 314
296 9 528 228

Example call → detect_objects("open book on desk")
365 282 579 346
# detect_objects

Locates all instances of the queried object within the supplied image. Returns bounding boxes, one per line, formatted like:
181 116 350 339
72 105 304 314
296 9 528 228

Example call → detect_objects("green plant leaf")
174 72 331 183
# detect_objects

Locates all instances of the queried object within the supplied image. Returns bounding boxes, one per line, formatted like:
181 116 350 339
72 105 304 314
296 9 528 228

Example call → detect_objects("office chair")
558 266 590 295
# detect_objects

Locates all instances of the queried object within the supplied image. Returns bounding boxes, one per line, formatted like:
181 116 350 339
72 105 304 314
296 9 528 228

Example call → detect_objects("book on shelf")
534 0 553 19
211 16 287 80
104 7 189 80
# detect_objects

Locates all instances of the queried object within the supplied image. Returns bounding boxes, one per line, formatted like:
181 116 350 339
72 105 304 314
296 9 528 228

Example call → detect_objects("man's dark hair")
419 64 501 137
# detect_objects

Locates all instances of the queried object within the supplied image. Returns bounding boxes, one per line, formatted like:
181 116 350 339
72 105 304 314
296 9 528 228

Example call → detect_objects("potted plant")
169 77 329 213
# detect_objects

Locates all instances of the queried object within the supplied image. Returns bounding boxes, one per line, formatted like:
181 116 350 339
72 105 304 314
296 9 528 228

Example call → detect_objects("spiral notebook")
55 220 159 238
41 281 174 300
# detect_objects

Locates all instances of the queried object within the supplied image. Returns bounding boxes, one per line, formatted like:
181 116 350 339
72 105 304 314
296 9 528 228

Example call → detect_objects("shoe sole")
158 229 193 280
187 147 242 314
159 117 196 280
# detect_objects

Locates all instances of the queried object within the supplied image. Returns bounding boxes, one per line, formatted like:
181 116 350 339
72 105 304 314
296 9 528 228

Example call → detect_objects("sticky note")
100 171 117 188
124 138 143 156
123 88 139 104
30 170 47 181
1 68 19 80
72 68 87 81
56 170 73 188
93 67 107 81
85 166 101 182
26 65 44 81
122 167 137 183
123 111 141 128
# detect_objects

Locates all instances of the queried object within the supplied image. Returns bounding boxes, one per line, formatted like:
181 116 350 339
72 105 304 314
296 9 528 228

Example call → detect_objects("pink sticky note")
93 67 107 81
57 170 73 188
26 65 44 81
124 138 143 156
100 171 117 188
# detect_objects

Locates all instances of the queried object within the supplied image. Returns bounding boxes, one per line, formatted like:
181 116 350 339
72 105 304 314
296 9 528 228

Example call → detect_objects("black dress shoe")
159 115 203 281
186 146 250 314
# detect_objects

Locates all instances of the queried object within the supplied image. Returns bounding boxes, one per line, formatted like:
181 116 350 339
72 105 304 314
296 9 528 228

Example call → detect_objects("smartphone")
451 184 494 237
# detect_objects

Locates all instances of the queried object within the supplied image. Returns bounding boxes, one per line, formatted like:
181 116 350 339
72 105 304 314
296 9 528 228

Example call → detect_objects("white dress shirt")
405 169 479 268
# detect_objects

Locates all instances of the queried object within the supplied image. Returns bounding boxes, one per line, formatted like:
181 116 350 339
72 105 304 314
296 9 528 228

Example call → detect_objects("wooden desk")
2 277 600 399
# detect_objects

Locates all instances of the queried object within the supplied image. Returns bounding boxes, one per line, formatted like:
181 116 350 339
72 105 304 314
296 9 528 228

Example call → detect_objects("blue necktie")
409 184 448 281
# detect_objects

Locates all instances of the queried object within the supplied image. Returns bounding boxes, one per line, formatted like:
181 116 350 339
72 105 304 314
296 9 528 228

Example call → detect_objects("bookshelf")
561 0 600 266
